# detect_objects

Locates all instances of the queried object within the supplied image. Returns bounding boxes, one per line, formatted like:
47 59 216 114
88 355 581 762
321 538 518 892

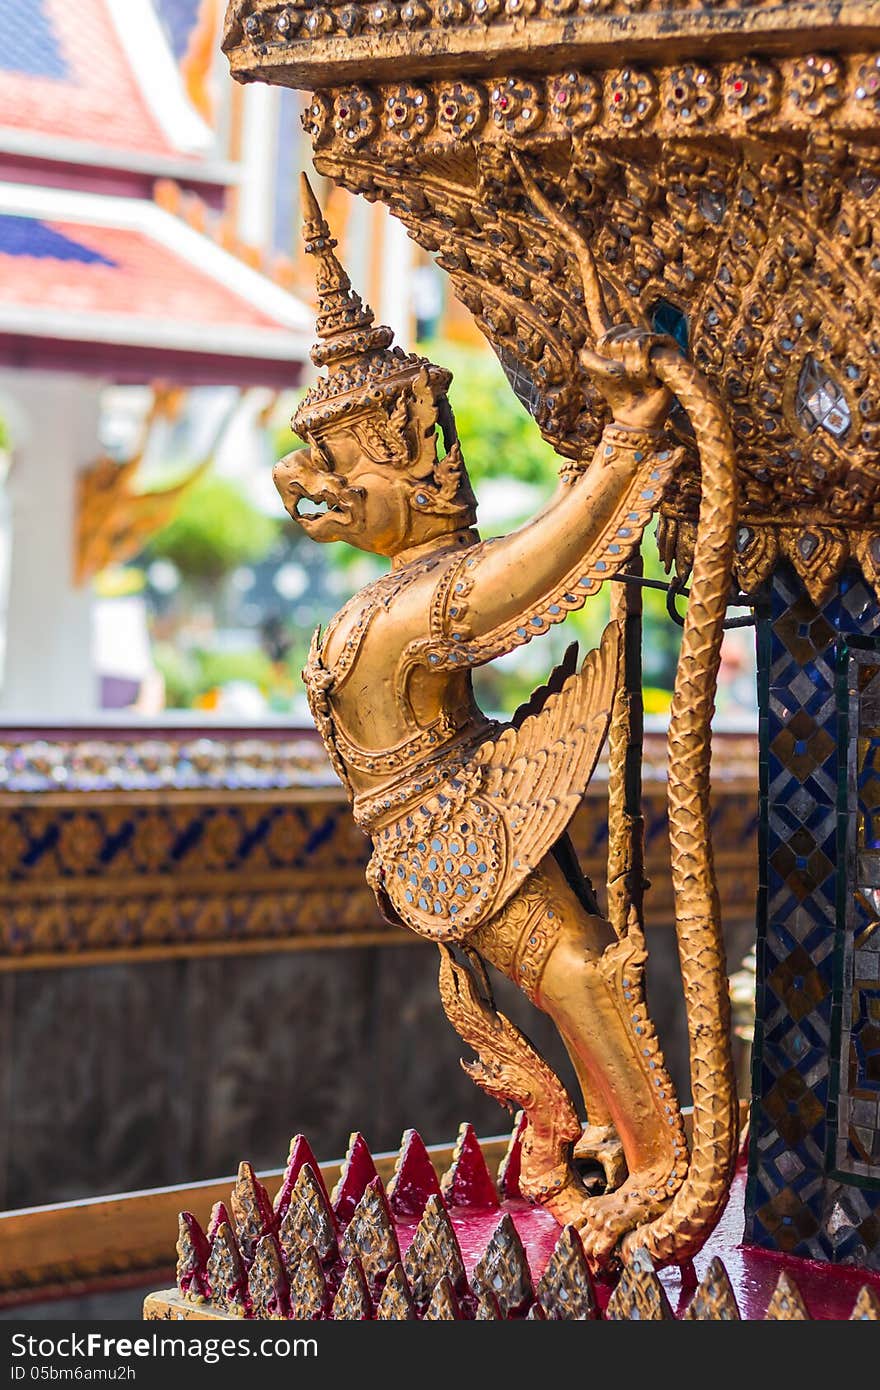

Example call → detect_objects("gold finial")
299 173 386 371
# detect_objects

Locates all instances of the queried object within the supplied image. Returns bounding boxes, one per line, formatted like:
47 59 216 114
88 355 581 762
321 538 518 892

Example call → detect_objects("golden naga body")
275 174 739 1271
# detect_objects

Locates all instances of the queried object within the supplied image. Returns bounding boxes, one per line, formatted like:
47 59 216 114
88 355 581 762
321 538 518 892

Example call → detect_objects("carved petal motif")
205 1223 248 1317
248 1235 290 1319
403 1192 468 1305
423 1274 462 1319
279 1162 338 1268
604 1247 674 1321
290 1245 332 1320
375 1262 418 1319
764 1271 810 1320
534 1225 597 1320
340 1177 402 1290
176 1212 211 1302
731 523 778 596
778 526 849 607
471 1213 534 1318
682 1256 741 1320
230 1161 277 1264
332 1257 373 1319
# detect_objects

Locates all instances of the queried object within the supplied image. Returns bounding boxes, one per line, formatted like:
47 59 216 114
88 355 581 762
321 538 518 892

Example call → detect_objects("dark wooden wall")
0 916 754 1211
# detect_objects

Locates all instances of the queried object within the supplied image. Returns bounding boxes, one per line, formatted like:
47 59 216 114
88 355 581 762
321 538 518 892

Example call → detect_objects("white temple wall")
236 84 280 252
0 370 100 721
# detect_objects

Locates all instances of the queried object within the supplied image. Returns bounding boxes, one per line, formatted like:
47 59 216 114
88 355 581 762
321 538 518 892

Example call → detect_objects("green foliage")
147 475 280 582
273 417 299 465
197 647 275 692
153 642 279 711
152 642 200 710
640 520 683 697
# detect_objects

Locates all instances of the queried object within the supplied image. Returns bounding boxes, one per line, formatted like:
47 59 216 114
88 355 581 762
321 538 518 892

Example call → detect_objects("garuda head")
274 175 476 558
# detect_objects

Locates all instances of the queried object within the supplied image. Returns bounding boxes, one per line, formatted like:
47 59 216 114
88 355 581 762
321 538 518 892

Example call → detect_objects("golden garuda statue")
274 173 739 1273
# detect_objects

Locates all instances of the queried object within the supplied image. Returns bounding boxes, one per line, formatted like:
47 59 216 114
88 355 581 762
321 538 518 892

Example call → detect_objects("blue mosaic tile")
833 639 880 1180
0 216 117 267
746 566 880 1265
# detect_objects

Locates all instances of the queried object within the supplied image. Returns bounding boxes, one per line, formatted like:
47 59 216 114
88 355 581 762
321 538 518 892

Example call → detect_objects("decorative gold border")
0 732 333 795
0 730 757 969
225 2 880 92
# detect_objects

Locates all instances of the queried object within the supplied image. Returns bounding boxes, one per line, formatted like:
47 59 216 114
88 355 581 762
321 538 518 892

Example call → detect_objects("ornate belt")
352 723 496 834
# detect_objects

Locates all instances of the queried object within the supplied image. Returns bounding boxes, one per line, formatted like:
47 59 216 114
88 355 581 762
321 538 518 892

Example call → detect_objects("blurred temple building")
0 0 329 720
0 0 455 724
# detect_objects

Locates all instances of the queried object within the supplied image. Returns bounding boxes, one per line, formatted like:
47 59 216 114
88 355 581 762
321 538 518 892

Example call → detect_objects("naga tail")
624 351 740 1266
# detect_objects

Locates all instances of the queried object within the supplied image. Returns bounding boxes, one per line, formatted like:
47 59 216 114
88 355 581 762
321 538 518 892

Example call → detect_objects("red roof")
0 0 222 180
0 2 309 386
0 187 312 386
1 220 280 332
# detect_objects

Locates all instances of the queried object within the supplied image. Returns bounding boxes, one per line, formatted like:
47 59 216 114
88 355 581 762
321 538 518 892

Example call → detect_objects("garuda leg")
441 852 688 1266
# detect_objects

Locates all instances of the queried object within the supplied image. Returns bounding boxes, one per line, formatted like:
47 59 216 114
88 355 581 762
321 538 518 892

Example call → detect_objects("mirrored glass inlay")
650 299 689 353
795 354 851 439
497 347 541 417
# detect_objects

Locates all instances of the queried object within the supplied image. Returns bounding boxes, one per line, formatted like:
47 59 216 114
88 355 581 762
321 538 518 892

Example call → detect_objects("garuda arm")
402 328 684 676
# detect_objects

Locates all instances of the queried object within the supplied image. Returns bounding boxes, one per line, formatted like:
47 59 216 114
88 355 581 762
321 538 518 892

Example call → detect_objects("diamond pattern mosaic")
836 644 880 1179
746 567 880 1270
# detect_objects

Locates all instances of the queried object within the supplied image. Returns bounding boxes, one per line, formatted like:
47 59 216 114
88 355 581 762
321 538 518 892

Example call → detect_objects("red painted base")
166 1125 880 1319
395 1160 880 1320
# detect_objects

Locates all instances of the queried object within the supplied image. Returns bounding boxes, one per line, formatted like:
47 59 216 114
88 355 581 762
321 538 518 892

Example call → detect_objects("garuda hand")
580 325 678 434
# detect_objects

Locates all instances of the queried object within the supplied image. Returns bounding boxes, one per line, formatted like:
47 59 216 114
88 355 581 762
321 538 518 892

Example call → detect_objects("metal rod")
611 572 683 595
612 572 756 629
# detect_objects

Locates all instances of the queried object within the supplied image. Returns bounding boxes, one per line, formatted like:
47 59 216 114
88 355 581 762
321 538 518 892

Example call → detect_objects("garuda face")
274 367 477 558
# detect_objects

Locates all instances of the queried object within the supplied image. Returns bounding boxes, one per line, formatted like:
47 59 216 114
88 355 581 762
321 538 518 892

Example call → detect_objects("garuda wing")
377 622 619 940
475 618 618 895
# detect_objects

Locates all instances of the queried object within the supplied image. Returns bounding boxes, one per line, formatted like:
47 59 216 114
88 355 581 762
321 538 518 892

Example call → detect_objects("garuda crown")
293 173 451 443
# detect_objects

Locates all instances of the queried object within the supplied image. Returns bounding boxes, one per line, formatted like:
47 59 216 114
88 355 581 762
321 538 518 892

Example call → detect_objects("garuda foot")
573 1123 626 1192
520 1162 598 1231
574 1164 680 1270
